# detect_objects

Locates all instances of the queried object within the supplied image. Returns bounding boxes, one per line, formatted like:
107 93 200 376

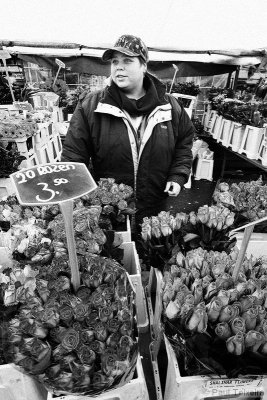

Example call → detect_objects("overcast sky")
1 0 267 50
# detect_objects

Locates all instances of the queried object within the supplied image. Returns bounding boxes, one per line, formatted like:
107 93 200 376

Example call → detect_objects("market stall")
1 37 267 400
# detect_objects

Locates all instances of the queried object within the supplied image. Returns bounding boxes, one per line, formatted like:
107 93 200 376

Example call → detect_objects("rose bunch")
80 178 135 232
5 255 137 396
162 248 267 357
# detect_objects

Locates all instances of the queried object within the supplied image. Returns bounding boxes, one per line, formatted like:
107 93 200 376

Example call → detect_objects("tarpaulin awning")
1 40 266 78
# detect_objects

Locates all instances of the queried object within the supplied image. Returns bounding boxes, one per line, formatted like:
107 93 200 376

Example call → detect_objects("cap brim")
102 47 139 61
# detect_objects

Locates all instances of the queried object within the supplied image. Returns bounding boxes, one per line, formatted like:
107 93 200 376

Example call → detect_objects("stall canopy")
1 40 266 78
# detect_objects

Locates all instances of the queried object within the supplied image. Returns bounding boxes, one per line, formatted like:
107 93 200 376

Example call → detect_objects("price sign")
10 162 97 206
10 162 97 292
55 58 65 68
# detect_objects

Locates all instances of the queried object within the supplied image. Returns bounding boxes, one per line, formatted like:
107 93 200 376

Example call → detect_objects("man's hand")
164 181 181 197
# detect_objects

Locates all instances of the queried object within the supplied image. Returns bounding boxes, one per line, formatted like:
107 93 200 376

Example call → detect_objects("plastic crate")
46 354 149 400
0 363 48 400
210 114 223 140
217 118 232 146
228 122 245 152
238 125 266 160
194 158 214 181
120 241 149 333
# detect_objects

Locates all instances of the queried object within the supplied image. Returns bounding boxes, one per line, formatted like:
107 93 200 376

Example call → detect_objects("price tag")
201 378 264 399
55 58 65 68
10 162 97 205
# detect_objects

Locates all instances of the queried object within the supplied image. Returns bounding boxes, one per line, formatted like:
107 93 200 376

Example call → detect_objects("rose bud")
215 322 232 340
4 284 16 306
255 319 267 335
180 303 194 322
227 289 239 303
30 320 48 339
74 303 89 322
99 306 113 323
49 326 67 343
244 330 265 352
52 344 68 361
119 335 134 352
117 307 131 323
202 275 213 289
200 261 210 278
226 332 245 355
120 320 132 336
216 273 234 291
17 355 36 372
77 345 96 365
76 286 91 303
185 307 208 333
79 327 94 343
72 321 82 331
206 297 223 323
217 290 231 307
41 307 60 328
242 307 258 330
255 306 267 324
184 293 195 306
106 332 121 348
106 318 121 334
230 316 246 335
252 288 265 306
59 304 74 325
54 372 74 391
239 295 255 313
102 353 122 377
89 340 106 355
92 372 114 390
61 328 80 352
95 321 108 342
46 364 61 379
36 279 50 303
164 300 179 320
102 287 115 302
85 311 100 328
91 292 106 309
218 305 239 323
236 282 247 295
204 281 218 301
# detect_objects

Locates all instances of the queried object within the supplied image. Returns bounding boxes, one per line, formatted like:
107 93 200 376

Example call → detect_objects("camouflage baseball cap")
102 34 149 63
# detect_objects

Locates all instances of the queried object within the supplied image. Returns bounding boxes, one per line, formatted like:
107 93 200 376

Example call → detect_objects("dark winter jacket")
61 75 195 209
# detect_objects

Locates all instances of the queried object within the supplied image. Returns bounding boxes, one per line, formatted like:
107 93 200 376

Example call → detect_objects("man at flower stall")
61 34 195 228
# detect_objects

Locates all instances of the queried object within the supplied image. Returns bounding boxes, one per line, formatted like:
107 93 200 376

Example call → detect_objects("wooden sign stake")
60 199 80 291
232 225 254 282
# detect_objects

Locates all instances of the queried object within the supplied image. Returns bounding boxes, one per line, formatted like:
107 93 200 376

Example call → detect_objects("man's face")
110 51 146 94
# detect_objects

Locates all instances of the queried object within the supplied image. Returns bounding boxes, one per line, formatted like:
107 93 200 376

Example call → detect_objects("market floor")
138 178 217 400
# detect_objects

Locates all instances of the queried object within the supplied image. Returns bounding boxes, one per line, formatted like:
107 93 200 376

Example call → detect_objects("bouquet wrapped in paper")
3 255 138 396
